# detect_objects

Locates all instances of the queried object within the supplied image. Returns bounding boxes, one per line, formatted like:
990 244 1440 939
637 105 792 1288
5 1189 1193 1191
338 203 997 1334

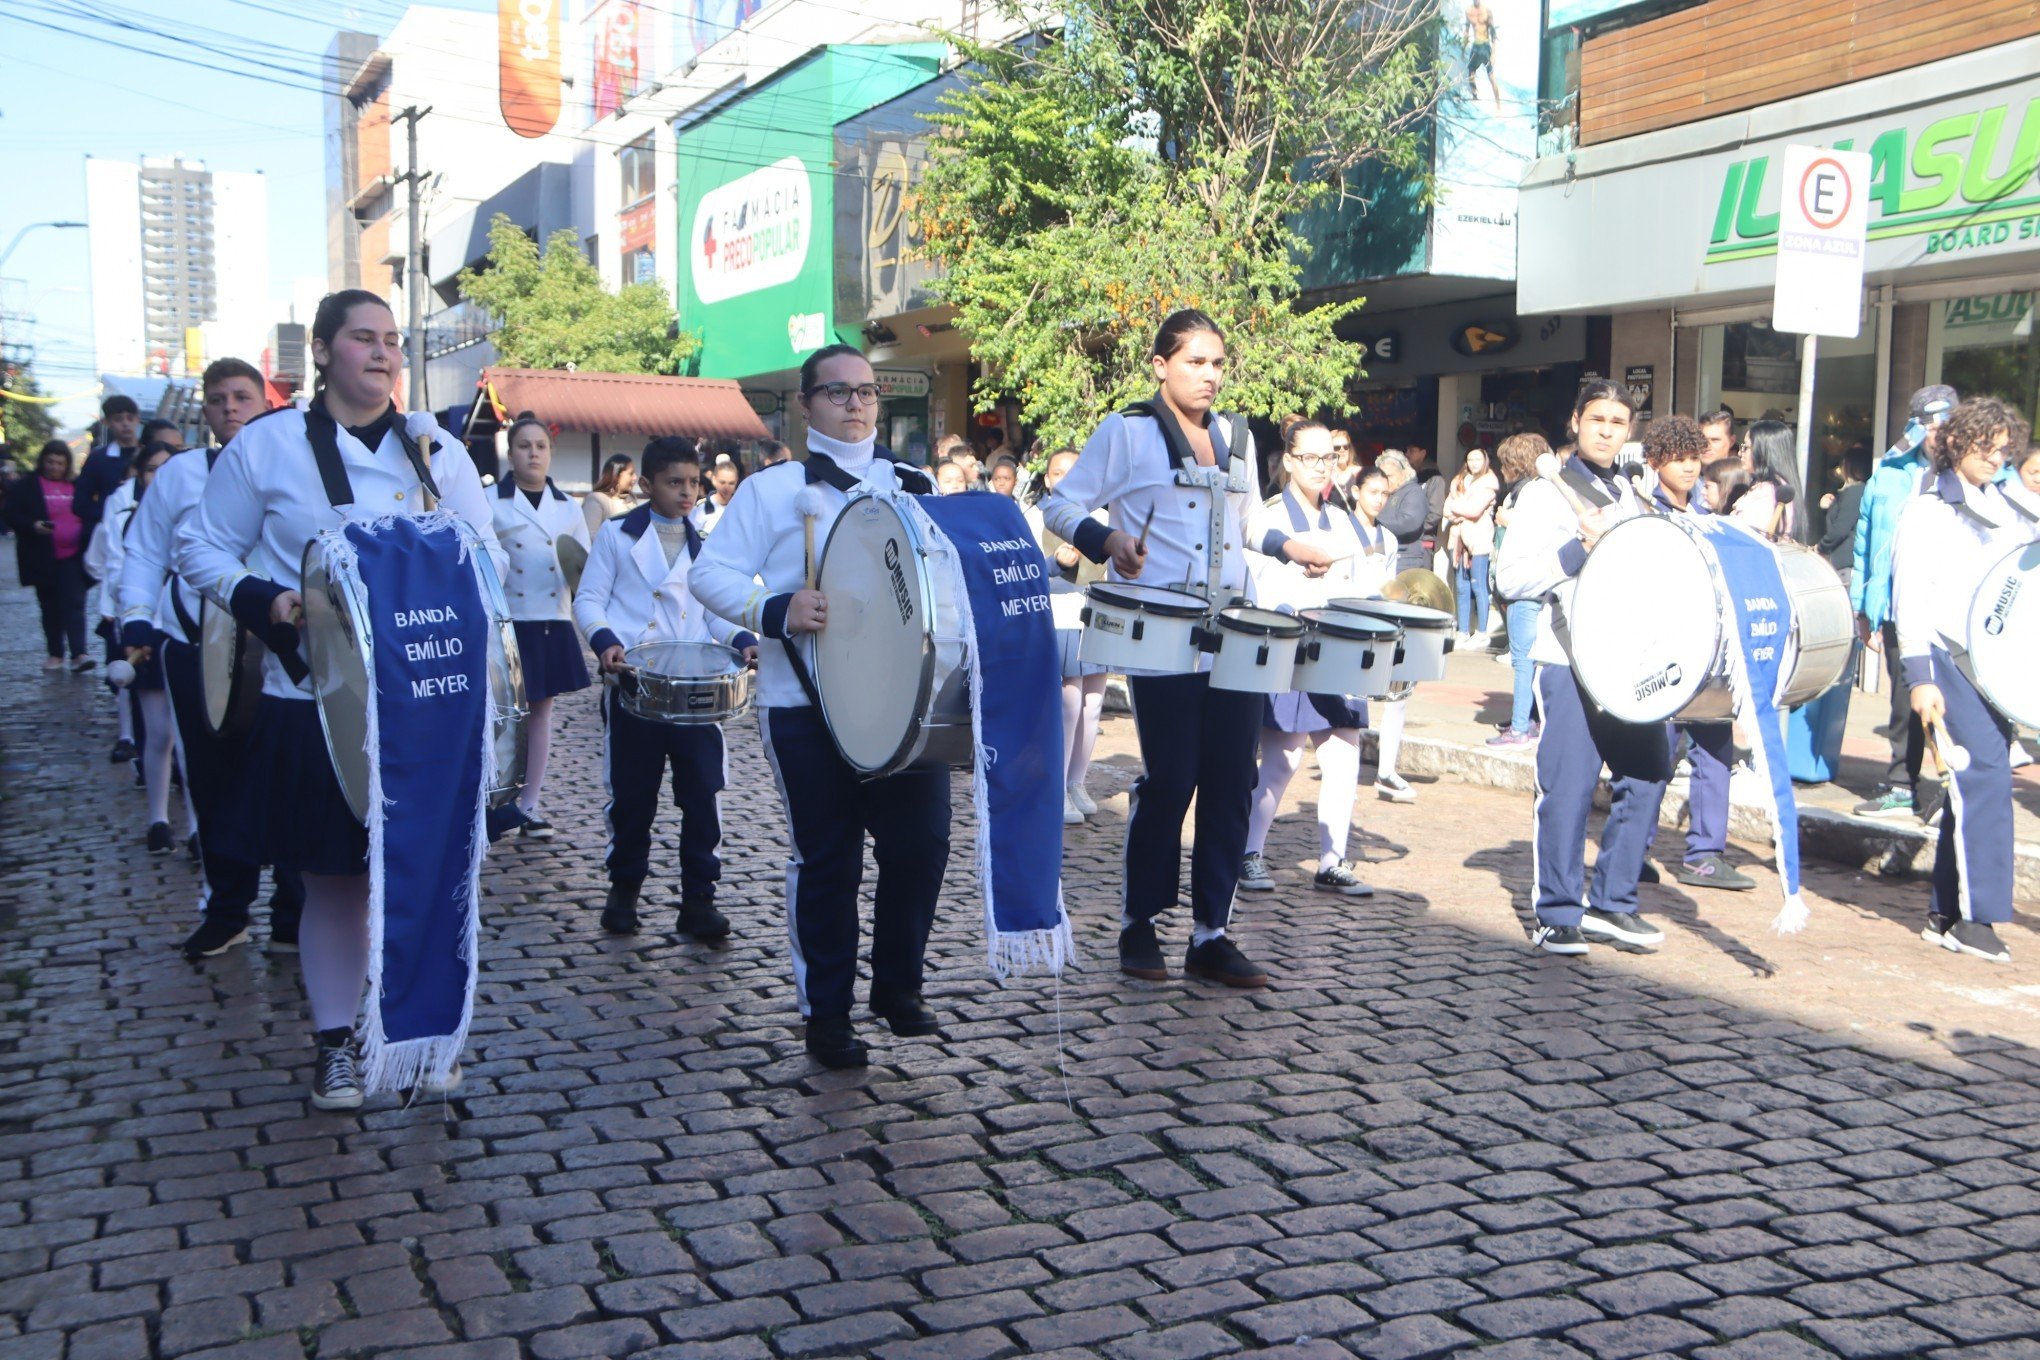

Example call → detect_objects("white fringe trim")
325 513 484 1093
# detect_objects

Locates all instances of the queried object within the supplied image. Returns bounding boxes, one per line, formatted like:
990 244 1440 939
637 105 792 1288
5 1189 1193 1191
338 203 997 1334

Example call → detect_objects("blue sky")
0 0 495 431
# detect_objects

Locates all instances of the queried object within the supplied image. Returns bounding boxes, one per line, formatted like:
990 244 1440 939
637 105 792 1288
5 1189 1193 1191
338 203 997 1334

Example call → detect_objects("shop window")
1537 25 1580 158
618 135 657 206
1929 291 2039 428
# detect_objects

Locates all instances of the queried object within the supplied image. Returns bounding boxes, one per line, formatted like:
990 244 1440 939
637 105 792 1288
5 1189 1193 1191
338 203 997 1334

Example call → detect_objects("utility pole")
393 105 432 412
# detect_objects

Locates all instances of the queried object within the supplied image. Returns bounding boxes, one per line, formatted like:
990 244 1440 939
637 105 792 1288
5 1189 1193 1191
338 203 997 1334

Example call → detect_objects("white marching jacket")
575 503 755 658
1494 456 1652 669
1245 487 1395 614
85 480 138 624
117 448 212 645
490 478 590 623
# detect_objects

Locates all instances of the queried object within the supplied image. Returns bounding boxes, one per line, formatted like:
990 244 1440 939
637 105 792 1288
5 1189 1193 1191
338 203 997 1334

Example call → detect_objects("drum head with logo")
301 538 375 824
200 600 262 739
1568 515 1721 723
813 495 937 774
1968 541 2040 729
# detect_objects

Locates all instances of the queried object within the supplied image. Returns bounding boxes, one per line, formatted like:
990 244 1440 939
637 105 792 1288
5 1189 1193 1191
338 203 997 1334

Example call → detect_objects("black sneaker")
268 924 300 954
186 837 200 864
181 918 250 959
602 879 641 935
1638 859 1661 885
1914 781 1946 828
1672 854 1757 892
146 821 174 856
1533 925 1590 955
1920 913 1957 947
869 989 940 1037
110 738 137 764
1183 936 1269 989
678 898 730 943
1237 852 1276 893
519 815 555 840
1312 862 1375 897
1942 919 2011 964
1119 920 1168 980
311 1029 364 1111
1580 909 1665 948
70 656 97 673
805 1016 869 1069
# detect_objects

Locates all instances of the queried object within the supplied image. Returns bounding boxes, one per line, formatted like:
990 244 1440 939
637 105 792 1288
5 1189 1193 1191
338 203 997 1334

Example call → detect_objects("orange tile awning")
480 367 770 441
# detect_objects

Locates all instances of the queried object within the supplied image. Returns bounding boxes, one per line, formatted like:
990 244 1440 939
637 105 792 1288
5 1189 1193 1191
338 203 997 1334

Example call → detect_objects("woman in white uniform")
176 289 503 1111
1239 423 1384 898
91 442 184 852
490 415 593 837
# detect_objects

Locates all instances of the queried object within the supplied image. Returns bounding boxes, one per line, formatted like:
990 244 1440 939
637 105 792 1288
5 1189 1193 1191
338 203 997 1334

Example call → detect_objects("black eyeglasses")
807 383 882 407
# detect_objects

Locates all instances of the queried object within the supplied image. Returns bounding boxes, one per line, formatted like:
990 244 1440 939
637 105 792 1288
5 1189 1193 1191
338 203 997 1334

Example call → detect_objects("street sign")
1772 145 1871 337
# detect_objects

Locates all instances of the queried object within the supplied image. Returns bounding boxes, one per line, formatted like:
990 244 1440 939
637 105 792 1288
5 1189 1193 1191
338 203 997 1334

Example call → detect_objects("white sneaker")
1068 784 1098 816
1376 774 1417 804
1063 791 1084 825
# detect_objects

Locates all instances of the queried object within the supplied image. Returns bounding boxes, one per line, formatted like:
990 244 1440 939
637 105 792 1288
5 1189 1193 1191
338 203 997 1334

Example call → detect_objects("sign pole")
1794 332 1818 535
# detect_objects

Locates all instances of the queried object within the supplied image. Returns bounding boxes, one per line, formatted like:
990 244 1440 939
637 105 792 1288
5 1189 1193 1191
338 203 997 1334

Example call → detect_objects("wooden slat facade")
1578 0 2040 145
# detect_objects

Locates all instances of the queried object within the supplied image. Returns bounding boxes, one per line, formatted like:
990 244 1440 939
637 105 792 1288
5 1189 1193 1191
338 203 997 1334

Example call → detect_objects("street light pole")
0 221 86 275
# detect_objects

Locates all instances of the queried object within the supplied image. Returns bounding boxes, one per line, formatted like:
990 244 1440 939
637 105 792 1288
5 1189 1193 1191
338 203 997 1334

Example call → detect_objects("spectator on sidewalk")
1699 405 1738 469
1487 433 1549 750
1377 450 1430 573
1444 447 1498 641
1818 444 1873 589
6 441 93 670
1727 420 1803 539
583 453 638 537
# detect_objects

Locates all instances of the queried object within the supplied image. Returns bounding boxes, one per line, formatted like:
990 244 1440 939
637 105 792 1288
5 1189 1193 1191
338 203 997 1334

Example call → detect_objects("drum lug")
1131 618 1146 642
1079 606 1092 627
1255 641 1269 665
1193 625 1217 653
1394 644 1407 666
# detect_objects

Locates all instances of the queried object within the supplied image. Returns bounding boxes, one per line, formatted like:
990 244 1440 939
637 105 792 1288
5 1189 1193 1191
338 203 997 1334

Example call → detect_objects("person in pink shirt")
5 441 94 670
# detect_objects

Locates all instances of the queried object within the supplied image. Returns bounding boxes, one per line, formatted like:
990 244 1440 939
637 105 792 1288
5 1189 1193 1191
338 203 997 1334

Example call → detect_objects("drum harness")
1933 471 2037 693
1121 399 1251 630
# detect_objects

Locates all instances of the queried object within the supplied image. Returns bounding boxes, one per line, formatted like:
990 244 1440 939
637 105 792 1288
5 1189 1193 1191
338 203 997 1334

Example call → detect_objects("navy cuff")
120 620 157 650
1260 528 1292 559
589 628 623 658
761 594 793 641
732 630 758 652
1070 516 1114 564
1557 538 1589 577
229 576 287 636
1901 655 1935 689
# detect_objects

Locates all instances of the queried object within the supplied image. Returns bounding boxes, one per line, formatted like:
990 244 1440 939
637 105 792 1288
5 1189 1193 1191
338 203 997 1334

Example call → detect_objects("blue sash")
325 514 492 1089
904 490 1073 975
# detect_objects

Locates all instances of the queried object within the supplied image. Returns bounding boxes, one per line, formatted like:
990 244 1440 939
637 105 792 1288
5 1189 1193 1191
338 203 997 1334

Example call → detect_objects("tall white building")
86 155 270 377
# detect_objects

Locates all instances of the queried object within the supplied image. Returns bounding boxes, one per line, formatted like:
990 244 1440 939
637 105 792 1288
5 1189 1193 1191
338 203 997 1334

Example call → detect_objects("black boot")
678 896 730 943
869 989 940 1037
804 1016 868 1069
602 878 642 935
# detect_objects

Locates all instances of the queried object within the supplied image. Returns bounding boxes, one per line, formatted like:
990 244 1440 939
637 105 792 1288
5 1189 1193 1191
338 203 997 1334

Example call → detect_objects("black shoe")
311 1028 364 1111
601 879 642 935
146 821 174 856
1942 919 2011 964
1914 780 1946 828
1580 908 1665 948
1119 920 1168 980
70 656 97 673
1671 854 1756 892
805 1016 869 1069
1638 859 1661 885
518 814 554 840
186 836 200 864
1533 925 1590 955
133 769 145 789
182 918 251 960
1183 936 1269 989
268 925 300 954
678 898 730 942
1920 913 1957 947
869 989 940 1037
110 738 136 763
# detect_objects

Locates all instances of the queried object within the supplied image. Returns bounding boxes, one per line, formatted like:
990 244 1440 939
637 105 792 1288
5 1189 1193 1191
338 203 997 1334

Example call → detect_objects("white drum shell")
1207 608 1304 694
1078 585 1205 674
1966 541 2040 729
1331 599 1454 684
1292 613 1400 699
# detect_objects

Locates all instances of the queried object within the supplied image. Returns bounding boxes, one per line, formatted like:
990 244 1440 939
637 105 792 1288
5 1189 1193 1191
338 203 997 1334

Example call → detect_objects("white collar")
806 428 876 476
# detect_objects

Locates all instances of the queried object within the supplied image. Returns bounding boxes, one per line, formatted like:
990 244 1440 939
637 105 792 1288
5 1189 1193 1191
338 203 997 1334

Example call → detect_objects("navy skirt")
514 619 591 703
1263 692 1366 732
215 696 369 876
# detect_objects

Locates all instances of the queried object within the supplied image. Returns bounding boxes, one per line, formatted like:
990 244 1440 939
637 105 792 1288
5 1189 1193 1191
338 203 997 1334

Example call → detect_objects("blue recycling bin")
1789 671 1854 783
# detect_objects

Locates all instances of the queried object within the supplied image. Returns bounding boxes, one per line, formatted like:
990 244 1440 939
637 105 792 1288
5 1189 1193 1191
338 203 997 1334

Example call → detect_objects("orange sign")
498 0 561 139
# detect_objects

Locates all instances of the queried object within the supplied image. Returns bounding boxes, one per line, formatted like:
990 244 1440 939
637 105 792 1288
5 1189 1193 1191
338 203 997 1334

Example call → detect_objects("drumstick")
1925 714 1972 774
1765 481 1797 539
1534 452 1593 519
794 485 824 592
1135 505 1156 555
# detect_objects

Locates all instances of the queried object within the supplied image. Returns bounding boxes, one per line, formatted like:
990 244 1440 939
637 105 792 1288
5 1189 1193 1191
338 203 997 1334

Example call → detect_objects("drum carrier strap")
1558 458 1620 512
1122 398 1249 607
304 399 444 508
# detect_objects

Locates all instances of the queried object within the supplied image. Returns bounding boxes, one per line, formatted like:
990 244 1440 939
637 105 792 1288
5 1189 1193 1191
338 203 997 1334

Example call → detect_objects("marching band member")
1240 427 1382 900
176 290 502 1111
1040 310 1330 990
490 414 592 838
690 452 740 536
1368 451 1422 803
92 441 182 853
691 345 947 1069
1495 380 1673 956
1024 448 1110 825
575 436 754 942
122 358 305 958
92 430 180 758
1893 398 2036 964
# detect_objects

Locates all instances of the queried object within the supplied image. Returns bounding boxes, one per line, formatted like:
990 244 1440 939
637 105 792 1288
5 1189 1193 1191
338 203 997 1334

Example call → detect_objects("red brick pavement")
5 564 2040 1360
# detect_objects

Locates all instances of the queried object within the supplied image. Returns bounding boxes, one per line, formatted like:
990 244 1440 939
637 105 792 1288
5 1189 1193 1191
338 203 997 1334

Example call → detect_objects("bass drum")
811 493 973 778
199 599 264 740
300 523 528 824
1966 540 2040 729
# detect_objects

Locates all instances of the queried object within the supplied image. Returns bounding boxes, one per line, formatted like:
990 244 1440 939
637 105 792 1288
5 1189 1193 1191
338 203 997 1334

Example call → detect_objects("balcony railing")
423 299 494 359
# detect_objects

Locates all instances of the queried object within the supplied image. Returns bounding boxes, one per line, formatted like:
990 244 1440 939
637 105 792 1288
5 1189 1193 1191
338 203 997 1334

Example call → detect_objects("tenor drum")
1293 608 1401 699
619 641 753 725
1206 605 1305 694
301 524 528 824
1966 540 2040 729
811 493 973 778
1078 582 1207 673
1567 514 1853 724
199 599 263 740
1329 598 1455 685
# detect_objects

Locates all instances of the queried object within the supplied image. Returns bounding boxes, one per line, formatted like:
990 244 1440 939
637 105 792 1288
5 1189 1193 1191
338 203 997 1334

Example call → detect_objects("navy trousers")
1930 649 2014 926
162 639 303 933
1533 664 1672 928
759 704 950 1019
602 686 725 899
1125 672 1263 934
1682 721 1734 862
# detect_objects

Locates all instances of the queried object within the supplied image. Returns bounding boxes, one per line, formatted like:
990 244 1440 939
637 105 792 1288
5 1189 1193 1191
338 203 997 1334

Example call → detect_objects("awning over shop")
478 367 769 440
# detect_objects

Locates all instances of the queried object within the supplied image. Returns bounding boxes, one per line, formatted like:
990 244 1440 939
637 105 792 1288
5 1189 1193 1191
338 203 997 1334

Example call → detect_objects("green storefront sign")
675 43 942 380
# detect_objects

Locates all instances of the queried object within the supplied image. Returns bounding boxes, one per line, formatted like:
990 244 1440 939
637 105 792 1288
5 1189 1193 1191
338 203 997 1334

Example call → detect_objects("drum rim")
1216 605 1305 637
1087 581 1210 617
813 492 942 776
199 598 262 737
624 639 747 676
1298 607 1400 640
301 532 375 825
1327 597 1453 631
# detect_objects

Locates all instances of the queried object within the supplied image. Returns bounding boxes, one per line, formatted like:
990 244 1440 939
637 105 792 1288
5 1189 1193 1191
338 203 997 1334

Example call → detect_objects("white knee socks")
520 697 555 815
300 873 370 1033
1247 730 1308 855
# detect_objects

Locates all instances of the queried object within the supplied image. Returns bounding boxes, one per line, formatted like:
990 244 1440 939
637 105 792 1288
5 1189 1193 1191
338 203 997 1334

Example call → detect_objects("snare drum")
1293 608 1401 699
1329 598 1455 685
811 493 973 778
1567 514 1853 724
619 641 753 725
1965 540 2040 729
1079 582 1208 673
301 523 528 824
1206 606 1305 694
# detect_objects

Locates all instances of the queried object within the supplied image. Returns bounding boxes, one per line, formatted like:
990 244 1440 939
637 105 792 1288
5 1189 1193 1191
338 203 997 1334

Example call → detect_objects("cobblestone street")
5 570 2040 1360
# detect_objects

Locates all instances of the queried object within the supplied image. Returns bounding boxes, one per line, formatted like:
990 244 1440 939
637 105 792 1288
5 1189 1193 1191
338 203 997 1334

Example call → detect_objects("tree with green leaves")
459 214 698 375
1 364 60 470
916 0 1437 451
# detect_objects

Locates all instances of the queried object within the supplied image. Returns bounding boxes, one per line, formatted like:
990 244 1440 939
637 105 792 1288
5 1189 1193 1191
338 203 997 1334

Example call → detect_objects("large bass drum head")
1968 541 2040 729
1568 515 1720 723
301 539 374 824
813 495 934 774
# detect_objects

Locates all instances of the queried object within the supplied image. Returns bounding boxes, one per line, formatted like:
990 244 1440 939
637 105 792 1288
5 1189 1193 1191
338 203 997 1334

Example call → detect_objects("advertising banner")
589 0 646 122
499 0 563 139
677 0 763 60
833 75 959 326
1430 0 1540 279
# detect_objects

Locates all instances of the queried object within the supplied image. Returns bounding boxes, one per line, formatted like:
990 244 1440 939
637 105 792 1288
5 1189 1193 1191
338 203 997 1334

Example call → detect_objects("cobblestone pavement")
6 569 2040 1360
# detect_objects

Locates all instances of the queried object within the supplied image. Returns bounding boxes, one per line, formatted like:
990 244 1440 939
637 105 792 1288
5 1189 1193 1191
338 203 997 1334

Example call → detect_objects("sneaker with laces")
1068 784 1098 816
146 821 174 856
1183 936 1269 989
1313 862 1374 897
1672 854 1756 892
1062 790 1084 826
1852 785 1916 819
1534 925 1590 955
1376 773 1417 804
1237 852 1276 893
181 918 250 959
1119 920 1168 980
311 1029 364 1111
1942 919 2011 964
1580 909 1665 948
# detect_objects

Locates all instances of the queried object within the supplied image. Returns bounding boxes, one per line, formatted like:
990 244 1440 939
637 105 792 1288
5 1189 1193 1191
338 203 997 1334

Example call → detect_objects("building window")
621 246 656 286
619 135 657 206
